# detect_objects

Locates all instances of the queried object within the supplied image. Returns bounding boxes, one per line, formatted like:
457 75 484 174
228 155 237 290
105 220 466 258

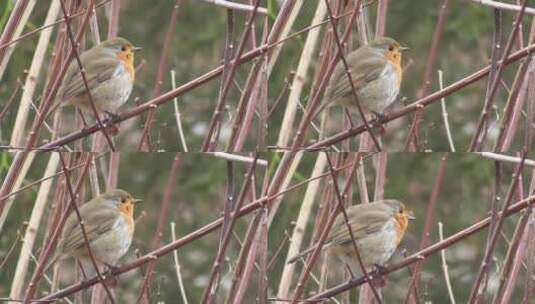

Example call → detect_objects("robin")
318 37 408 121
45 189 141 276
287 199 414 279
48 37 141 119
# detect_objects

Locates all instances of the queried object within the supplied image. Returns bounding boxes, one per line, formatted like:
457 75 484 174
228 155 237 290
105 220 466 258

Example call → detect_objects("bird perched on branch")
317 37 408 122
48 37 141 120
45 189 141 276
287 199 414 279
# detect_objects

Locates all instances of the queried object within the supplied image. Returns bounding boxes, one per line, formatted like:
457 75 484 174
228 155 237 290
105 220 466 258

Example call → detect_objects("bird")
287 199 414 279
44 189 141 276
48 37 141 119
318 37 408 121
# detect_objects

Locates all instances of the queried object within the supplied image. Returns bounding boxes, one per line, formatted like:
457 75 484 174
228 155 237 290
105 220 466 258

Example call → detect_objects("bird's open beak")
132 46 142 52
399 46 410 52
407 211 416 220
132 198 142 204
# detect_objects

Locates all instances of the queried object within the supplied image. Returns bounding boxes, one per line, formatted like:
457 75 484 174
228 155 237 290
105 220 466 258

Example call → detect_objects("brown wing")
286 202 393 264
58 54 120 102
326 203 392 247
59 203 118 255
323 47 386 105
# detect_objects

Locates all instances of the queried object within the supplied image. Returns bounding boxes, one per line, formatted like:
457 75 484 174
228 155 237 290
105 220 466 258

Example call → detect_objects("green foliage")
0 0 13 31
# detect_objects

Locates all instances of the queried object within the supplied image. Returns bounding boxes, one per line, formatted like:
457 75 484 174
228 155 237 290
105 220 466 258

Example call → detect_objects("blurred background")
0 0 532 151
0 152 533 302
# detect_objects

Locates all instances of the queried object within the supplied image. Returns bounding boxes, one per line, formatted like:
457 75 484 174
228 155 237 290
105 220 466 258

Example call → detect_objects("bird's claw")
374 263 388 275
372 111 387 125
104 262 120 275
101 112 120 135
104 111 120 122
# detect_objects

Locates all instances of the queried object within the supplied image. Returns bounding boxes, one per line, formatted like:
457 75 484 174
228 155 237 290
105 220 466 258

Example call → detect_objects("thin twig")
438 70 455 151
58 0 115 151
57 154 115 303
107 0 119 38
307 193 535 301
9 0 60 148
170 70 189 152
170 222 189 304
404 0 450 151
23 155 92 302
9 153 59 300
0 153 107 201
201 1 260 151
405 154 448 303
201 156 258 302
276 0 327 148
0 0 36 81
0 1 111 52
0 79 21 121
307 40 535 149
469 1 528 151
468 152 527 302
40 157 360 302
438 222 456 304
199 0 268 14
476 152 535 167
33 10 361 150
325 153 382 303
137 154 182 302
323 0 382 151
277 153 327 302
137 0 183 151
470 0 535 15
225 212 262 303
206 152 268 166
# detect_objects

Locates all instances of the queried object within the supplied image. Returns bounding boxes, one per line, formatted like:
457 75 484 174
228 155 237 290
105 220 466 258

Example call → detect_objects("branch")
469 0 528 151
199 0 268 14
468 152 526 302
470 0 535 15
39 157 357 301
307 193 535 301
307 41 535 149
476 152 535 167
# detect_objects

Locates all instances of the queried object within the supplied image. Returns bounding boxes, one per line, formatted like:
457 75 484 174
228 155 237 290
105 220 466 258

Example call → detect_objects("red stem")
137 0 184 151
307 193 535 301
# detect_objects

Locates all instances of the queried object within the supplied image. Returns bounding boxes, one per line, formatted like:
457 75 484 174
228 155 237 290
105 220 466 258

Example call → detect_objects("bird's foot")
101 112 120 135
104 276 118 288
102 263 120 287
104 262 120 275
370 111 387 135
104 111 120 123
368 264 387 287
104 124 120 136
371 111 388 124
373 263 388 275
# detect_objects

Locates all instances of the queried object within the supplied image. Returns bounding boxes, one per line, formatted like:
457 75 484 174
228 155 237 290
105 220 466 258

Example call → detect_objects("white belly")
90 216 132 265
83 63 133 114
357 63 400 113
332 220 398 277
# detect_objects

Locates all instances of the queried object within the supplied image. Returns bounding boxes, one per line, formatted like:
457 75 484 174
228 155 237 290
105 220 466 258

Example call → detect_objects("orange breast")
393 213 409 245
385 50 402 86
117 202 135 236
116 50 135 81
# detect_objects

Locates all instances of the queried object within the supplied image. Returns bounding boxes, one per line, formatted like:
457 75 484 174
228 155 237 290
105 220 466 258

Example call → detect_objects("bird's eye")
388 45 395 51
121 46 127 51
121 198 127 203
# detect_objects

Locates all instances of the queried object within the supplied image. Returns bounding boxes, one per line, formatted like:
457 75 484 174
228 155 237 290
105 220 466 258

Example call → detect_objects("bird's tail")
42 251 62 274
311 98 330 122
287 244 323 264
42 99 63 122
